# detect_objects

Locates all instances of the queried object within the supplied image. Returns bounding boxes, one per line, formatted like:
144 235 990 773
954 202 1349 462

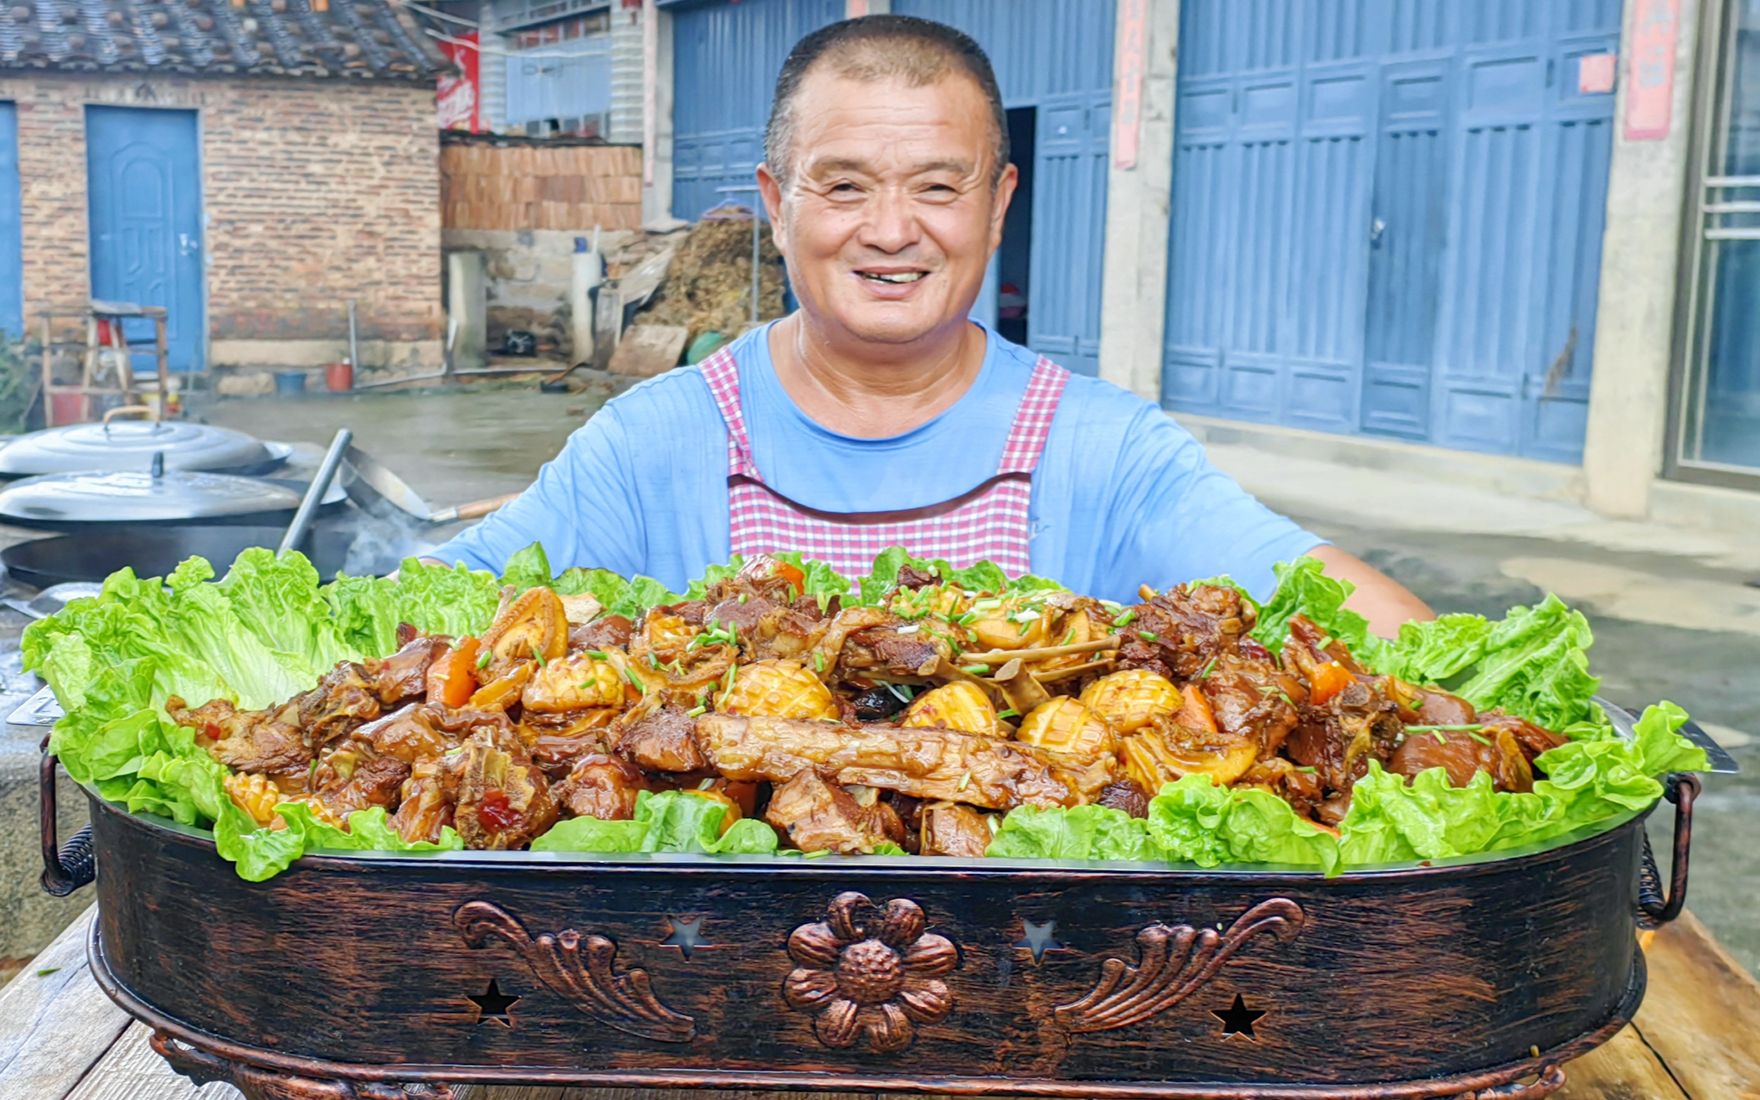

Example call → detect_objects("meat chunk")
312 753 411 820
553 753 648 820
696 714 1114 809
764 771 905 854
392 754 463 844
918 801 992 857
1201 655 1304 758
369 637 449 706
170 696 313 778
296 662 382 747
1389 727 1534 792
1284 679 1405 823
1096 779 1151 819
1482 713 1568 762
614 703 707 773
520 709 618 776
569 614 634 651
842 625 944 679
1115 583 1255 682
453 732 559 850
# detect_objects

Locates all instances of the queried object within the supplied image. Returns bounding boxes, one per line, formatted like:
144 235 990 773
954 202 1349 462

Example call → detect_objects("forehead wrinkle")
802 153 981 180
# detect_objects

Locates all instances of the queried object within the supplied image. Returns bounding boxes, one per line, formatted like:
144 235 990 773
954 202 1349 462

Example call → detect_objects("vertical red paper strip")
1624 0 1679 141
1112 0 1148 169
437 30 482 133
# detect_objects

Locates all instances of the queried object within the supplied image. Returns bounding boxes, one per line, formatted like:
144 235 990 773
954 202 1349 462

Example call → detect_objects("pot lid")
0 469 327 524
0 419 275 476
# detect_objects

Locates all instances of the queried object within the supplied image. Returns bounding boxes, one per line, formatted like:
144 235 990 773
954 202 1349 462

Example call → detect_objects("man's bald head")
764 14 1009 188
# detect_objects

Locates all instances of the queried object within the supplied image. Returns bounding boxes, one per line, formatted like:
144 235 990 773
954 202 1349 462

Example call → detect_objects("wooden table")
2 907 1755 1100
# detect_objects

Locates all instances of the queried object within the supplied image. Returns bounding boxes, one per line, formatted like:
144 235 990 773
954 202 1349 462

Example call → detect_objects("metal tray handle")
1637 773 1700 929
39 750 95 897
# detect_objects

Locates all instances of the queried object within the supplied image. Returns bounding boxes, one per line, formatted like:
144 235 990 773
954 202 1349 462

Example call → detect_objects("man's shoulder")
1041 362 1167 435
597 363 720 428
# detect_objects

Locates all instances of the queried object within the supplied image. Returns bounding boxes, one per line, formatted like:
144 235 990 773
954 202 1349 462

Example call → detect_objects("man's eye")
830 182 860 194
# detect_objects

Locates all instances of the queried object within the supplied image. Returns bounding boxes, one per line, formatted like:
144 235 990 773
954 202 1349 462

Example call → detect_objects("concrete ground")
0 379 1752 981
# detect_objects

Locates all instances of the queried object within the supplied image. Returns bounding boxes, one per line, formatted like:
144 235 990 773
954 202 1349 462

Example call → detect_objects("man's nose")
857 188 920 253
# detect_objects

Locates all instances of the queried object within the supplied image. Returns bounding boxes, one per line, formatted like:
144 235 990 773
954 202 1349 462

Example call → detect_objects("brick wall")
0 72 443 371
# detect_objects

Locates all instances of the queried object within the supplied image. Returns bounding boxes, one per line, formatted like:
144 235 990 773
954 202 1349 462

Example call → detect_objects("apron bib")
696 346 1067 578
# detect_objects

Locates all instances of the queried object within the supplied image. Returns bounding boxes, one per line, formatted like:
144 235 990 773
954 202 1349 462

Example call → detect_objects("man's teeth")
862 271 925 284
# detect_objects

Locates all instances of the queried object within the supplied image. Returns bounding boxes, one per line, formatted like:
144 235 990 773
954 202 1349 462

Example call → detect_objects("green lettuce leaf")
276 804 464 854
1251 556 1383 665
531 790 781 855
1380 614 1496 684
1450 595 1600 729
1145 776 1340 873
986 804 1160 861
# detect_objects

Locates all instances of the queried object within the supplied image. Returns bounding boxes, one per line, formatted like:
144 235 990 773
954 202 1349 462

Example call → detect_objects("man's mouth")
857 270 928 284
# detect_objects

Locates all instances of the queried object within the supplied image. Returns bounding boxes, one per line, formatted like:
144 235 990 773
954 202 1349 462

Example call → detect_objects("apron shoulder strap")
697 346 758 478
996 357 1069 476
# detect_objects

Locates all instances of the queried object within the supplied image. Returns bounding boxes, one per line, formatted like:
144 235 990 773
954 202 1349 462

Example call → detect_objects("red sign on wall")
1624 0 1678 141
437 31 481 133
1112 0 1148 169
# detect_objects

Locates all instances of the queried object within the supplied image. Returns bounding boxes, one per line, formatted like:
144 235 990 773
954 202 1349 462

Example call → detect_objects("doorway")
996 106 1036 347
85 107 206 371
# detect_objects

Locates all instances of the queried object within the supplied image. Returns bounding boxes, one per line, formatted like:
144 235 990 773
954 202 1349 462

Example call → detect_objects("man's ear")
757 162 788 258
989 162 1019 252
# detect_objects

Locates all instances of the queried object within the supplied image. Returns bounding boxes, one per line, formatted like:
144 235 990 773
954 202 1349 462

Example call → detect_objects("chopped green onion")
1430 731 1448 744
957 771 972 792
801 849 831 860
622 666 646 694
1466 730 1493 746
647 653 660 669
814 651 826 673
724 663 737 693
577 678 597 689
962 664 991 676
1294 765 1318 775
886 683 915 703
687 704 707 717
1016 619 1032 636
476 649 493 669
997 708 1020 719
1276 690 1294 706
698 777 717 790
1137 630 1159 642
739 593 749 604
1316 634 1334 650
587 649 608 659
1061 628 1076 645
531 645 547 667
1114 609 1137 628
1404 724 1484 732
1198 657 1216 679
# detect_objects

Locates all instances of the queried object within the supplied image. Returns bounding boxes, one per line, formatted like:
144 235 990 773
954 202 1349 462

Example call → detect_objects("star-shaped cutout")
1014 919 1062 964
467 978 520 1027
1212 993 1266 1040
662 916 708 959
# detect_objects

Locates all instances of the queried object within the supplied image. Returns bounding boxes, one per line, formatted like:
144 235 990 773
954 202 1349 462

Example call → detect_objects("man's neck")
769 314 987 438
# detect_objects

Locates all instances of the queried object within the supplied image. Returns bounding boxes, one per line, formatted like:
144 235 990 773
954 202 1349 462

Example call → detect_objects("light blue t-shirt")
430 323 1321 604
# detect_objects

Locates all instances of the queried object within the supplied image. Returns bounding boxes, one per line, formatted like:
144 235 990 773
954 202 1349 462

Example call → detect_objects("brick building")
0 0 452 376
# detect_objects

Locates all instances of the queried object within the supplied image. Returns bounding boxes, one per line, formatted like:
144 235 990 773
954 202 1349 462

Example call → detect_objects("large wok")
0 524 405 588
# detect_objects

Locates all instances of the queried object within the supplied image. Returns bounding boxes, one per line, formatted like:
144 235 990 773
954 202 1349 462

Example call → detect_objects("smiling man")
432 14 1431 631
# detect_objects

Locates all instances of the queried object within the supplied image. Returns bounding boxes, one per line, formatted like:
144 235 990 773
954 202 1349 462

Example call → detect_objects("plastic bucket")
273 370 308 396
325 361 354 393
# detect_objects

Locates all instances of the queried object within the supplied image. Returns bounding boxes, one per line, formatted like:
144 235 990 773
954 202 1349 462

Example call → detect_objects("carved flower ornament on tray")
782 892 958 1052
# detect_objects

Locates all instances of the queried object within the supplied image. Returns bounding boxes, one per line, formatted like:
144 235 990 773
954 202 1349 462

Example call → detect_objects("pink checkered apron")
697 347 1068 578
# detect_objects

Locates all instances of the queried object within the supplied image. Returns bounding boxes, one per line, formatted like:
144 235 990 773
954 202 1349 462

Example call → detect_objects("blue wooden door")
1163 0 1620 461
0 102 22 340
1027 94 1111 376
85 107 205 371
668 0 844 221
